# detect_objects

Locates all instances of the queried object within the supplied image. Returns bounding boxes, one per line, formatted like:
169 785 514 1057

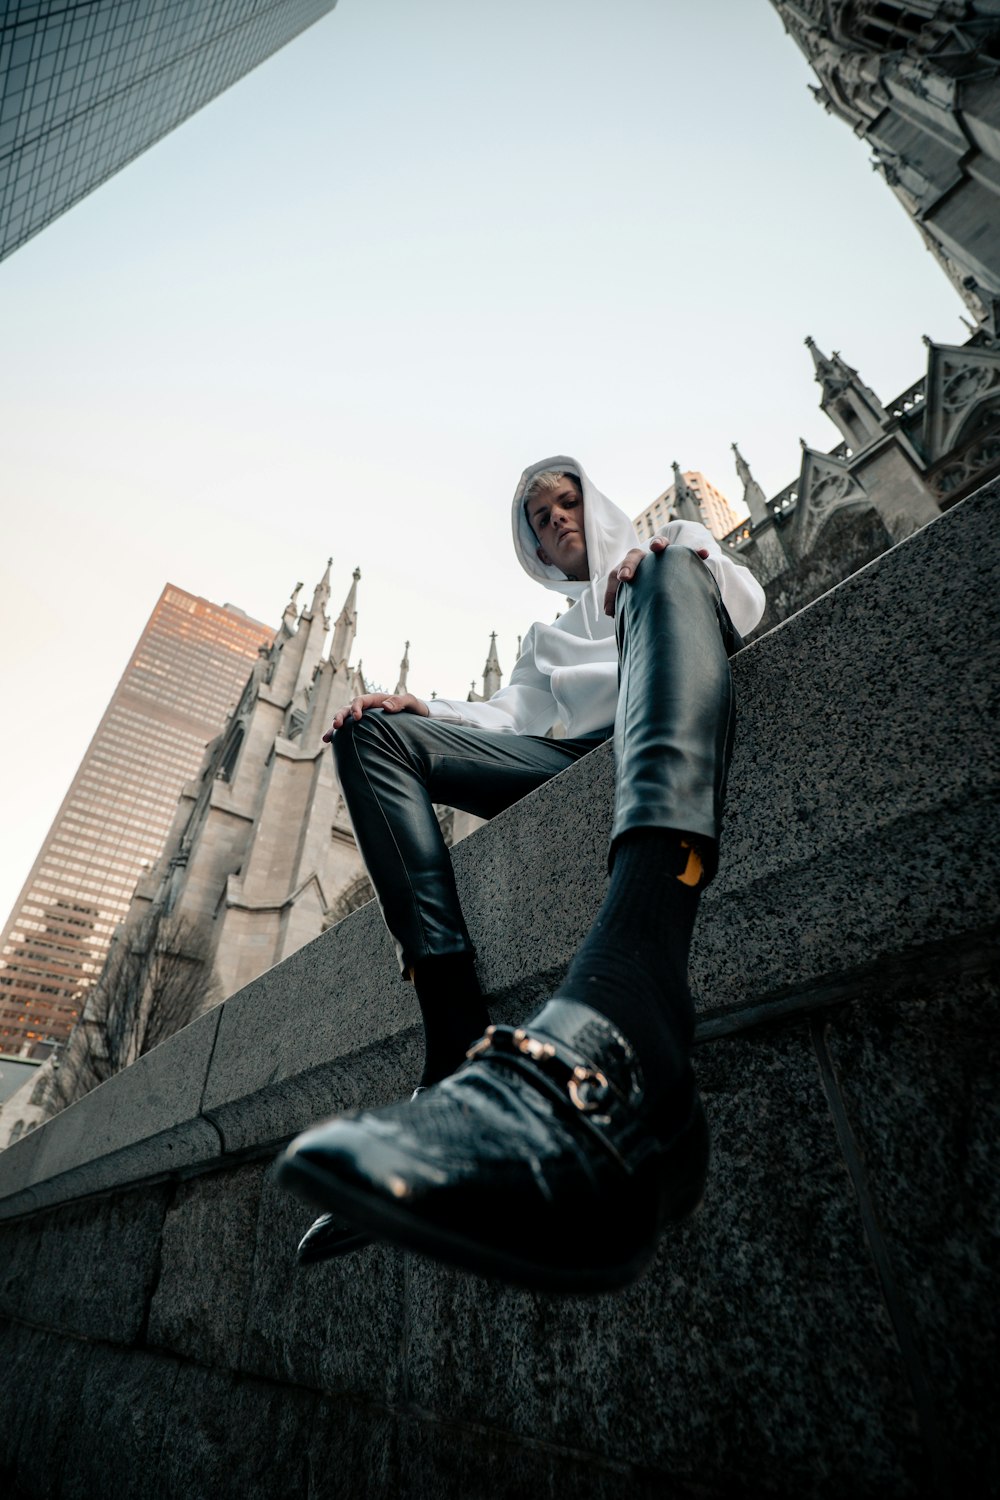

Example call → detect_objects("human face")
526 476 589 580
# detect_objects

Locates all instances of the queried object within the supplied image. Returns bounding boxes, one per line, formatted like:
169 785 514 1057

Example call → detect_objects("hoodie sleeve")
653 520 766 638
424 625 559 735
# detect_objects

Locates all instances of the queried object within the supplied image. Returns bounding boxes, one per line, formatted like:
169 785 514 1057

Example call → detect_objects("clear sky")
0 0 966 926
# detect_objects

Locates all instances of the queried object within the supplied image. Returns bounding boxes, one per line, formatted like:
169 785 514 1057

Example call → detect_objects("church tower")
772 1 1000 337
731 443 771 528
671 462 704 525
482 634 503 699
466 633 504 704
128 562 368 1004
804 337 889 454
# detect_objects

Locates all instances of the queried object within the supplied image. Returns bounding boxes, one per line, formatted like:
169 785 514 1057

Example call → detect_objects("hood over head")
511 456 639 601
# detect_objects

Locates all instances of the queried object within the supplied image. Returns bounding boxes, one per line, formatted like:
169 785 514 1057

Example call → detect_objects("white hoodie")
425 456 766 739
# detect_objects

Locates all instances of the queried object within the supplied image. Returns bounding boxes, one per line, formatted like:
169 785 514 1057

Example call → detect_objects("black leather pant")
332 545 742 974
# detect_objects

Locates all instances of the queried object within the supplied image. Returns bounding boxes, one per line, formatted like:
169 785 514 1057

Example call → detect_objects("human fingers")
614 547 648 584
651 536 709 560
384 693 431 717
604 548 647 615
326 696 372 735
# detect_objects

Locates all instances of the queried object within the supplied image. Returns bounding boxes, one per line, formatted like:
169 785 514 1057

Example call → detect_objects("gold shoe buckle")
567 1066 610 1112
465 1025 497 1061
513 1029 557 1063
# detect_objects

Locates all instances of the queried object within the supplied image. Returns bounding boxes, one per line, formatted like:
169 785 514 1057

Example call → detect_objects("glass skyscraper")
0 0 338 262
0 586 273 1057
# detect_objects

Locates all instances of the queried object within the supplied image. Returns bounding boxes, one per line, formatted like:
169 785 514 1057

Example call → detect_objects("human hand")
322 692 430 740
602 537 710 616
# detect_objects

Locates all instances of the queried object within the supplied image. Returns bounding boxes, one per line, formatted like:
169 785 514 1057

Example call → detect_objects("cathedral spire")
731 443 770 528
671 462 702 525
330 567 360 669
309 558 332 627
283 581 303 632
394 641 410 695
805 336 888 453
482 633 502 699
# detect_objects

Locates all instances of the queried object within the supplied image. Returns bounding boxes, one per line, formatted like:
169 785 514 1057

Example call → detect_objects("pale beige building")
634 467 748 543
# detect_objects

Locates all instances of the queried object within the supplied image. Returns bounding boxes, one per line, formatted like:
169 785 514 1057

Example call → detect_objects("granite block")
238 1160 405 1404
0 1182 169 1343
59 1343 178 1500
395 1413 698 1500
822 970 1000 1491
0 1124 44 1205
148 1161 265 1368
202 899 415 1143
306 1394 398 1500
204 1012 425 1157
4 1324 90 1496
403 1023 922 1497
451 737 613 1003
0 1319 43 1475
0 1004 223 1211
151 1363 318 1500
692 798 999 1020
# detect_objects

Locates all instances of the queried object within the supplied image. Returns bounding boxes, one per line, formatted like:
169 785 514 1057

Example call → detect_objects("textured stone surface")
0 1005 223 1217
0 1321 91 1496
823 969 1000 1491
403 1024 923 1497
0 1182 168 1343
204 996 425 1156
59 1343 178 1500
151 1363 319 1499
146 1155 407 1404
395 1414 688 1500
148 1161 265 1368
0 1320 401 1500
697 482 1000 1017
305 1394 399 1500
238 1161 406 1404
201 897 418 1140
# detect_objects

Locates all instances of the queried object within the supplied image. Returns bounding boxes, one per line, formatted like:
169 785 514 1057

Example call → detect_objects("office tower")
0 0 338 262
634 468 747 542
0 586 273 1057
772 0 1000 336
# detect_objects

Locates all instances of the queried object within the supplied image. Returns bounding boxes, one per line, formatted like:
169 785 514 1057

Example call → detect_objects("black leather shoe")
278 1001 708 1295
295 1087 426 1266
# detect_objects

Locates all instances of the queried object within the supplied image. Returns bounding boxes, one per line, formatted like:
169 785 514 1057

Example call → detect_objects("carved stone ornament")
941 364 994 412
926 349 1000 458
793 453 869 556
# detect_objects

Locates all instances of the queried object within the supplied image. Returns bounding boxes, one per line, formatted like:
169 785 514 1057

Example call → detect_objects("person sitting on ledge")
278 456 765 1294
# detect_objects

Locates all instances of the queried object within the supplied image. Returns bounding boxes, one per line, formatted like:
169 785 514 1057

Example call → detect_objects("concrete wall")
0 482 997 1498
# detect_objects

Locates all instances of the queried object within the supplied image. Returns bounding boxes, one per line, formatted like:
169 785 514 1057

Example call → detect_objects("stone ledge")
0 479 995 1220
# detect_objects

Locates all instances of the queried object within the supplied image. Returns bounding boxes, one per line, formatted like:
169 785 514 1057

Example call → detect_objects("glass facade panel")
0 587 273 1055
0 0 338 261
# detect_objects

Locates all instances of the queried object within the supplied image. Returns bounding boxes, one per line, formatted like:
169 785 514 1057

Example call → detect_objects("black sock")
554 829 704 1123
411 952 491 1087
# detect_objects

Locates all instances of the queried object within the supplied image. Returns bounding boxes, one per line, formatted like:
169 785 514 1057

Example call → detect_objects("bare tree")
45 907 219 1115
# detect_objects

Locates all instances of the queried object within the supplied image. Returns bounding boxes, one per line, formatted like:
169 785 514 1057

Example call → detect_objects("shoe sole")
296 1227 373 1266
278 1102 709 1296
295 1088 427 1266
